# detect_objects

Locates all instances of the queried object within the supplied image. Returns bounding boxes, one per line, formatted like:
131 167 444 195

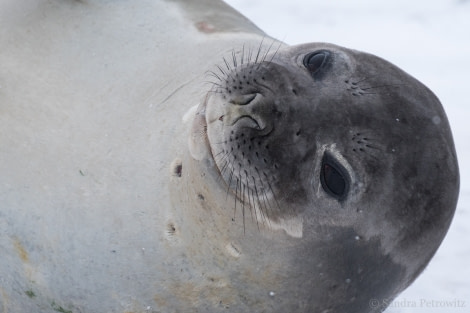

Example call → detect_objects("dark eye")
303 50 331 79
320 153 349 200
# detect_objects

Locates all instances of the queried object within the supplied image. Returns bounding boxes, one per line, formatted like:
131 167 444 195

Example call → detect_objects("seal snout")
215 92 268 131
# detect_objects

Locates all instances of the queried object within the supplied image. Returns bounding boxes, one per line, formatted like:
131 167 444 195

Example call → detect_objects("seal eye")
303 51 331 78
320 153 349 200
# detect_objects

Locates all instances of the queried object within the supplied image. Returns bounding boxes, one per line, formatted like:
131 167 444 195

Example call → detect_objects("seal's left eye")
320 153 349 200
303 50 331 78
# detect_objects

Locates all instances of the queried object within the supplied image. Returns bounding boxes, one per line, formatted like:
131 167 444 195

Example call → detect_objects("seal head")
189 42 459 312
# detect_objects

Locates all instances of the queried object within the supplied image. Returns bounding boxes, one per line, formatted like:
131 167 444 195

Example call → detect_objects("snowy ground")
225 0 470 311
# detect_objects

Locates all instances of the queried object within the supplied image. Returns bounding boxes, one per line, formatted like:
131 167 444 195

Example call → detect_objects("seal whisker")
247 45 254 64
364 144 382 150
254 37 265 64
239 177 247 234
351 77 370 84
206 70 223 81
232 50 238 68
260 185 273 226
249 188 260 230
223 56 232 72
351 77 403 91
263 171 283 214
241 44 245 66
202 78 221 85
244 170 262 229
259 38 277 66
361 84 402 90
217 160 231 181
213 150 233 178
249 176 260 223
253 167 273 223
234 166 245 232
211 140 232 146
225 166 236 202
203 80 224 89
212 149 228 159
233 176 240 224
202 77 224 87
203 87 221 95
245 181 258 229
268 40 283 63
215 64 229 77
205 89 226 97
253 177 270 227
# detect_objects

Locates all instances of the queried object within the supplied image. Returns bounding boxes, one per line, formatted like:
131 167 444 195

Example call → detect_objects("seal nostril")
229 93 257 105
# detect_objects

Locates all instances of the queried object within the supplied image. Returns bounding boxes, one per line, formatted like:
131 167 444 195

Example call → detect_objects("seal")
182 42 460 312
0 0 459 312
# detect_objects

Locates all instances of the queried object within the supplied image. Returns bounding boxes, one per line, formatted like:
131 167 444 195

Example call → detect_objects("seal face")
201 43 372 224
190 42 459 312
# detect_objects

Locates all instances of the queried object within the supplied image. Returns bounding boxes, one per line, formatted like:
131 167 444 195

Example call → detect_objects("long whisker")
254 37 266 64
241 44 245 66
361 84 402 90
268 40 283 63
223 56 232 72
232 50 238 68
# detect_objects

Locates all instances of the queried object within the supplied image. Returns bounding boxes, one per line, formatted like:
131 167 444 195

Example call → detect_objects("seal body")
0 1 459 312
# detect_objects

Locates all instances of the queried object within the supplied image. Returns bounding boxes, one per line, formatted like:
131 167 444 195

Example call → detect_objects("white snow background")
224 0 470 311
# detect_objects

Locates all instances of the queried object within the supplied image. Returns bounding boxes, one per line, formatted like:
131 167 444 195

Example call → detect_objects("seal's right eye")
303 50 331 79
320 153 349 200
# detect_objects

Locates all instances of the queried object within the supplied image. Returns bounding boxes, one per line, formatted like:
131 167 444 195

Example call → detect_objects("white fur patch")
182 104 199 123
265 215 304 238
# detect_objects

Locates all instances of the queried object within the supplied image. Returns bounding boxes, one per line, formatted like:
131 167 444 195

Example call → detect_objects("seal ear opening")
320 152 349 200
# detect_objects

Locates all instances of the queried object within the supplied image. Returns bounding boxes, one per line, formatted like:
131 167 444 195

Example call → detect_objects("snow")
225 0 470 310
